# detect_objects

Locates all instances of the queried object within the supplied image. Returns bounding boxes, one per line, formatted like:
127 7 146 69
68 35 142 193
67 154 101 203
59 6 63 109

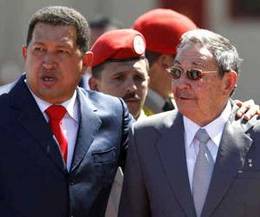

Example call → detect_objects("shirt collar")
25 80 79 122
183 101 232 147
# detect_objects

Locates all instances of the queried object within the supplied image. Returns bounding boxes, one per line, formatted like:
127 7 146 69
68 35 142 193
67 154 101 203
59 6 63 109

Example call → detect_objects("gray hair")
178 29 243 76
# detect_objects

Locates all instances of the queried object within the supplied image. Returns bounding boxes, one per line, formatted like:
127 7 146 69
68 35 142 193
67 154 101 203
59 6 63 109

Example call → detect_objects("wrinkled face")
94 59 149 119
172 43 234 126
23 23 85 104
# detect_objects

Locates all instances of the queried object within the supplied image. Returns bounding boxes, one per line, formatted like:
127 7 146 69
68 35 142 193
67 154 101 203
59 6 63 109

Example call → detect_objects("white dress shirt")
28 85 79 171
183 101 232 190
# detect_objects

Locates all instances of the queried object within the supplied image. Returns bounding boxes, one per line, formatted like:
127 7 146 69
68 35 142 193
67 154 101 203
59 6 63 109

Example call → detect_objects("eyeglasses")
167 66 217 81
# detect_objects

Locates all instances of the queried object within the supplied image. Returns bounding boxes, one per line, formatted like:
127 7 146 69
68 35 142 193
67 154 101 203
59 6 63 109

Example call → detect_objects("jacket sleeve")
0 195 25 217
118 98 135 170
118 126 151 217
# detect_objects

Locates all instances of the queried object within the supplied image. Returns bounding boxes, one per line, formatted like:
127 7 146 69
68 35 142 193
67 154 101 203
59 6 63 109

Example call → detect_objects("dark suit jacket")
0 75 132 217
119 106 260 217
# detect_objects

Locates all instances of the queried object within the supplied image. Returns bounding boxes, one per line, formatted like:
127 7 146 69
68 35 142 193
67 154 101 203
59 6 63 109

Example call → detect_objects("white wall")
0 0 75 83
207 0 260 103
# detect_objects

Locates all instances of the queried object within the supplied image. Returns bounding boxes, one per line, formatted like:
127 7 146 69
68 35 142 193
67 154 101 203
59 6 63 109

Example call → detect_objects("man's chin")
177 106 195 116
128 105 141 119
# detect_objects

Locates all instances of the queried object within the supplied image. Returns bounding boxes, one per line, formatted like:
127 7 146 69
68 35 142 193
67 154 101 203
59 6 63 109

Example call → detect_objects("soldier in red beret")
89 28 149 120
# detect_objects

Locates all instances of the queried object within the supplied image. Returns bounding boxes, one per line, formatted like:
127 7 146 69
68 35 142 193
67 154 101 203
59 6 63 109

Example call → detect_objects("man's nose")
172 74 191 90
42 52 57 69
126 79 138 92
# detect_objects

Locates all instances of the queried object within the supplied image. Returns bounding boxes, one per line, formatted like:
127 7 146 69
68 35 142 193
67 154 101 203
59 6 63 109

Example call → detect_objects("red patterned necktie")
45 105 68 162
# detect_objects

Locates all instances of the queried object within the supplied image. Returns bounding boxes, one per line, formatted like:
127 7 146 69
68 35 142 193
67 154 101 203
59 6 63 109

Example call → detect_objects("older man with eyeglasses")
119 29 260 217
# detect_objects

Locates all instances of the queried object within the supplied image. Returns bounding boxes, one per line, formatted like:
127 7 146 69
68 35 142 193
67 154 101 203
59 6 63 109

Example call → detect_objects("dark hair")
145 50 161 67
145 50 176 67
26 6 90 52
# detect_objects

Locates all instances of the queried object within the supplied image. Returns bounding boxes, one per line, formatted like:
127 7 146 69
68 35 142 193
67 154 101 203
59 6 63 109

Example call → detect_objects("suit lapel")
202 118 253 217
70 89 101 173
10 77 66 173
156 112 196 217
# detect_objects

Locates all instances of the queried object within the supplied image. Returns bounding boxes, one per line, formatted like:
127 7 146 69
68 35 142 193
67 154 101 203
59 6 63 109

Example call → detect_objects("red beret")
133 8 197 55
90 29 146 67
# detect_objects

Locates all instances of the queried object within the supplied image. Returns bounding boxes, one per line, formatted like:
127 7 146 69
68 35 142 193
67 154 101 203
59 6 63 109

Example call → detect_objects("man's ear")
22 46 27 59
83 51 93 67
223 70 238 94
89 76 99 91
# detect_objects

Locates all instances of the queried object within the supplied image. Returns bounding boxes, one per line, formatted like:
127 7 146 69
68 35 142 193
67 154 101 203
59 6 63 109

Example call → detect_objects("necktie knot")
196 128 210 145
46 105 67 122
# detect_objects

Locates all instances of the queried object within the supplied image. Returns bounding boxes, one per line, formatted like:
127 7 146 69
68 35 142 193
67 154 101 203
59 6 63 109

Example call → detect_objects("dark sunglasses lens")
170 68 182 79
187 69 201 80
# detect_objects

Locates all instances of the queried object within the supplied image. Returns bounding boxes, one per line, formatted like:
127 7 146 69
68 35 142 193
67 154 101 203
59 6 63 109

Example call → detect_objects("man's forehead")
32 23 76 40
175 43 215 67
103 59 148 74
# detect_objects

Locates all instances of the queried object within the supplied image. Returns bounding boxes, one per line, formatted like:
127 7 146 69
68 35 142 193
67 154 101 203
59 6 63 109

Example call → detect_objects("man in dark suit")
119 29 260 217
0 6 132 217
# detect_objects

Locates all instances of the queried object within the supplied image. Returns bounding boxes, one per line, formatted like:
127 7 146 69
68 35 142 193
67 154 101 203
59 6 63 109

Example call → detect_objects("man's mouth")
40 74 58 87
175 93 193 101
123 92 140 102
42 76 56 82
124 97 139 103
